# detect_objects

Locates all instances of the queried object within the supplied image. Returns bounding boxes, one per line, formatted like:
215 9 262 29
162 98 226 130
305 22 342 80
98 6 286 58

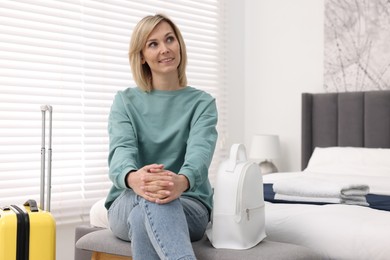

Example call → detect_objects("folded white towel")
273 175 370 206
274 194 369 206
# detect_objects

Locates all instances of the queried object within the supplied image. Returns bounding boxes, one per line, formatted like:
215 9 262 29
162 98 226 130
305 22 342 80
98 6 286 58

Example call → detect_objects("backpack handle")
227 144 247 172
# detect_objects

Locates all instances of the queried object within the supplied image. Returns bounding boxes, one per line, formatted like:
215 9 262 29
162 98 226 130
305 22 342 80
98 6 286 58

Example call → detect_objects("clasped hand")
126 164 189 204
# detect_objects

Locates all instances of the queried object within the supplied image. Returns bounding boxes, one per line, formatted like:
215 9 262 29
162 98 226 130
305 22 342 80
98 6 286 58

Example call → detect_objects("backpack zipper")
235 163 263 222
245 205 264 221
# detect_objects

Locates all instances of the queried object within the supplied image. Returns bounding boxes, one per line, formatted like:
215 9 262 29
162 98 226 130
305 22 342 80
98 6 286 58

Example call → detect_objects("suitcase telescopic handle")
40 105 53 212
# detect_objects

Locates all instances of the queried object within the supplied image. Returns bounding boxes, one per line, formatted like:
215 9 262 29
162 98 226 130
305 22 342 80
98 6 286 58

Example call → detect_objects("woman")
105 14 218 260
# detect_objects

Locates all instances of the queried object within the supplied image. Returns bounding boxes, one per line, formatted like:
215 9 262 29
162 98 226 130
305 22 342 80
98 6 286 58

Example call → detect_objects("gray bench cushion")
76 227 322 260
77 229 132 256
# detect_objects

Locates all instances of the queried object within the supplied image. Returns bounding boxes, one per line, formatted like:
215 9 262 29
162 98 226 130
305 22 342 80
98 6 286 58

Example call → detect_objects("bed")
263 90 390 260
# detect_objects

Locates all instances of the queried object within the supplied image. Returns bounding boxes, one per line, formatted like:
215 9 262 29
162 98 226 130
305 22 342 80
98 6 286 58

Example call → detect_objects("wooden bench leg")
91 251 132 260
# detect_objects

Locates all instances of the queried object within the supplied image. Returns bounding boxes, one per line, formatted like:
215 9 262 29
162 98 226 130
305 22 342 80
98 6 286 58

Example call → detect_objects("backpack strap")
227 143 247 172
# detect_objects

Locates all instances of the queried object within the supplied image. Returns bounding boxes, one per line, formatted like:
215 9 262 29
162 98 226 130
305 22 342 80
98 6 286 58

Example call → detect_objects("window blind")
0 0 227 225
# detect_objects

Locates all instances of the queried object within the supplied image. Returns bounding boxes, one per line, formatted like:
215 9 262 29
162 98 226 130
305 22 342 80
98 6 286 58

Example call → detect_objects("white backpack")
206 143 266 249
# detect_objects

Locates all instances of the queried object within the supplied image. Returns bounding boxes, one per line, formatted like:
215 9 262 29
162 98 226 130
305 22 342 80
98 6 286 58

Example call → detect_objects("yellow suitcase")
0 201 56 260
0 105 56 260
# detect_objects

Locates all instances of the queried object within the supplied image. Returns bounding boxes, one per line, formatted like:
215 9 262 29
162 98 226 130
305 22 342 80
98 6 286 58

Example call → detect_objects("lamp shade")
249 134 281 160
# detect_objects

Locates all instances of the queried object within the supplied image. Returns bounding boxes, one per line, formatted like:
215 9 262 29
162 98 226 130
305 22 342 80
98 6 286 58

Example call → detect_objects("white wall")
225 0 246 147
57 223 82 260
244 0 324 171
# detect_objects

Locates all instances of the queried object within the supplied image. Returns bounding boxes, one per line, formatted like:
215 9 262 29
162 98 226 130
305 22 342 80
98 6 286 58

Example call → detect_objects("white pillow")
305 147 390 176
89 198 109 228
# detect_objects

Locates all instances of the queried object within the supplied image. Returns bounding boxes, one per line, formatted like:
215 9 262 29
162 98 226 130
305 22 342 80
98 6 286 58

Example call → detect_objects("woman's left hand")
143 168 189 204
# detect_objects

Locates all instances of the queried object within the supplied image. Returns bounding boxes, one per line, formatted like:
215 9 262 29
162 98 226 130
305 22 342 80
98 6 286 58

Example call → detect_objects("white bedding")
264 172 390 260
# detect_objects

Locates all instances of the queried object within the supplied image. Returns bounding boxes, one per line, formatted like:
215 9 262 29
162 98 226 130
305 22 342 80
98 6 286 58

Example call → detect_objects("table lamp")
250 134 281 174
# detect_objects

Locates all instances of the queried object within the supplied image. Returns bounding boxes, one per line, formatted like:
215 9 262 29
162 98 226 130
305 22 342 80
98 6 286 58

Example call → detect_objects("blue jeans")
107 189 209 260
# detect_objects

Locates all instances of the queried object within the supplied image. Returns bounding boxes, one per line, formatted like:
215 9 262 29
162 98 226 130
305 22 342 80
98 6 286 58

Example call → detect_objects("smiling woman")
0 1 227 231
129 14 188 92
141 21 182 90
105 14 218 260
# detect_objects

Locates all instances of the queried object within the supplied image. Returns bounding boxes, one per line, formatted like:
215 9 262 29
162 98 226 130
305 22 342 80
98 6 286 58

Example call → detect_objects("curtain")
0 0 226 225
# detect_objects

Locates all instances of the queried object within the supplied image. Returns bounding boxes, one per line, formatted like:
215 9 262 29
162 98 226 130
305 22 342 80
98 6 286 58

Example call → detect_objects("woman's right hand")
126 164 173 202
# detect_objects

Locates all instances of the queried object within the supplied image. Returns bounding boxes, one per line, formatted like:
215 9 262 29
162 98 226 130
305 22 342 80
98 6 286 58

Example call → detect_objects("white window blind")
0 0 227 225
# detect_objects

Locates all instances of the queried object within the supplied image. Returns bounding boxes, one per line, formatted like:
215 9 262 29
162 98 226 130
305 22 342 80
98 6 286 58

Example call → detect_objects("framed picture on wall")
324 0 390 92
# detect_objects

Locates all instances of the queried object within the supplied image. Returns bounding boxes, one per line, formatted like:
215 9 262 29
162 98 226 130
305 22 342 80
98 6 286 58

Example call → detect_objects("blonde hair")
129 14 188 92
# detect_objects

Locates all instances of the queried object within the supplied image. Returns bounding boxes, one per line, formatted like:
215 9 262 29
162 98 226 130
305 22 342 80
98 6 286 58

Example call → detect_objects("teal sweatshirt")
105 86 218 213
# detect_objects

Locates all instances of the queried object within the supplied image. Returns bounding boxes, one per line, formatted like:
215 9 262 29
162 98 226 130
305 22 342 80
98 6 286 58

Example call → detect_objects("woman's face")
142 21 181 78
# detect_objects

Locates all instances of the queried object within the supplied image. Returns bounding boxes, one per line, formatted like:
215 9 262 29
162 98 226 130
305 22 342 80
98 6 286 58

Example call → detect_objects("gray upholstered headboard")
301 90 390 170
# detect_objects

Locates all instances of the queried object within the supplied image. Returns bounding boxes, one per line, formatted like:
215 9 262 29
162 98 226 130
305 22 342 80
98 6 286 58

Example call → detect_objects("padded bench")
74 225 323 260
74 199 323 260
